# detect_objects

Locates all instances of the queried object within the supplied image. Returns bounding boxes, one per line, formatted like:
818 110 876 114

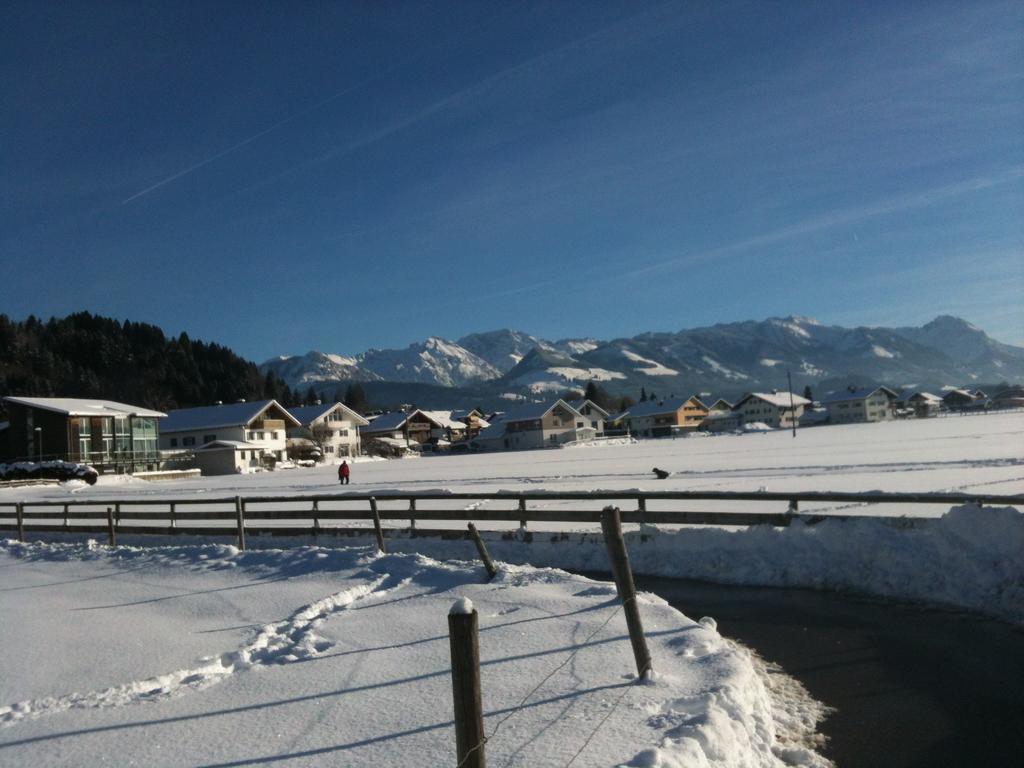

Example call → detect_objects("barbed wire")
456 600 626 768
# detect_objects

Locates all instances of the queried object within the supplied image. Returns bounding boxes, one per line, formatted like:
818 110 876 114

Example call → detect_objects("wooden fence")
1 490 1021 548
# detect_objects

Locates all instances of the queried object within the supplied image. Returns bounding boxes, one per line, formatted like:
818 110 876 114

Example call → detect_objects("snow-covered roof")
416 410 466 430
707 398 733 411
287 402 369 427
502 399 581 423
360 411 409 434
620 396 706 420
367 436 414 450
161 400 299 433
570 399 611 418
195 440 262 451
2 396 166 419
734 392 811 409
896 390 942 403
822 387 890 404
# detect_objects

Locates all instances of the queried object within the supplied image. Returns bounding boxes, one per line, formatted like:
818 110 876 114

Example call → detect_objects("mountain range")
260 315 1024 405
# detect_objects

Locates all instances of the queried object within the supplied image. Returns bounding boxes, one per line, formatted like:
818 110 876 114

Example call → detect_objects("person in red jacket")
338 460 351 485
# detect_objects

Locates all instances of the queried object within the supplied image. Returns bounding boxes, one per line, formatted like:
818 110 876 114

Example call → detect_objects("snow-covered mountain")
261 315 1024 398
262 351 381 389
358 337 501 387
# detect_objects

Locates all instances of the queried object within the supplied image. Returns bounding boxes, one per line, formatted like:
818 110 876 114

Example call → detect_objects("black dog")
652 467 670 480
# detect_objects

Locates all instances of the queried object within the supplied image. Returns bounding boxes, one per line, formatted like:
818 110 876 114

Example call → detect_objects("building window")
203 434 216 444
258 431 265 440
170 438 178 448
183 436 196 447
272 431 278 440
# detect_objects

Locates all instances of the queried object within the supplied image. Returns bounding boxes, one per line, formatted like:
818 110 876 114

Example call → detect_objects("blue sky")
3 0 1022 361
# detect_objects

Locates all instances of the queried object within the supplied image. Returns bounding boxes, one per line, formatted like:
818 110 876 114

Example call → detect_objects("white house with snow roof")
618 396 708 438
159 400 300 471
569 399 609 436
733 392 810 429
472 399 585 451
822 386 896 424
287 402 369 460
895 390 942 418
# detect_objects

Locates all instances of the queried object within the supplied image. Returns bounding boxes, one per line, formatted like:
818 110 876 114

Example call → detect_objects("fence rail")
1 489 1021 547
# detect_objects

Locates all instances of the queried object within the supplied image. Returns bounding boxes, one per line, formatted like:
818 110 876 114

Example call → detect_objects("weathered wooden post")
312 499 320 535
235 496 246 551
637 494 647 524
449 599 486 768
16 502 25 542
369 497 386 553
518 497 527 529
600 506 652 680
409 498 417 535
106 507 117 547
169 501 177 530
787 498 799 515
63 503 69 529
467 523 497 580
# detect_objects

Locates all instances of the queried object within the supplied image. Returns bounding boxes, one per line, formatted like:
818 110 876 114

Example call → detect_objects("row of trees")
0 313 293 418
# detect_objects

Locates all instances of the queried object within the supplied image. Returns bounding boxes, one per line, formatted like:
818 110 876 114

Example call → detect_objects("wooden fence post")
63 503 69 529
170 502 176 530
787 498 799 515
468 523 497 580
409 498 417 535
449 600 486 768
312 499 320 535
106 507 117 547
600 506 652 680
16 502 25 542
637 495 647 524
369 497 386 553
518 497 527 529
235 496 246 551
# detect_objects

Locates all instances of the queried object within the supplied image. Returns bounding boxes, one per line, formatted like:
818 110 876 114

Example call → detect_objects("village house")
732 391 810 429
451 409 491 440
1 396 164 473
822 386 897 424
701 409 743 433
472 399 586 451
895 391 942 418
989 385 1024 409
941 389 988 411
159 400 300 473
571 399 609 436
706 398 733 413
359 409 468 453
619 396 709 438
287 402 369 460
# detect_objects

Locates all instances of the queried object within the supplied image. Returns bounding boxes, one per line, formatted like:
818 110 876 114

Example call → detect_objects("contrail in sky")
120 5 522 205
120 81 382 204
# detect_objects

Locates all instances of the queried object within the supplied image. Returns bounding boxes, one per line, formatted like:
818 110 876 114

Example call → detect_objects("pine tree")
344 383 370 414
304 386 318 405
803 385 813 402
640 387 648 402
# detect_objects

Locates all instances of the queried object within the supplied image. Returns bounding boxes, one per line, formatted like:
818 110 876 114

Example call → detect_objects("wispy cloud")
618 165 1024 281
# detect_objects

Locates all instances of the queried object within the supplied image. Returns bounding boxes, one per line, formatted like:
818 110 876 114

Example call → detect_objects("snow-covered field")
1 414 1021 765
7 411 1021 507
0 543 829 767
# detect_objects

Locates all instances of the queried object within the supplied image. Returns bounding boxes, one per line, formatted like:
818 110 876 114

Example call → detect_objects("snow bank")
380 504 1024 625
0 541 829 767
